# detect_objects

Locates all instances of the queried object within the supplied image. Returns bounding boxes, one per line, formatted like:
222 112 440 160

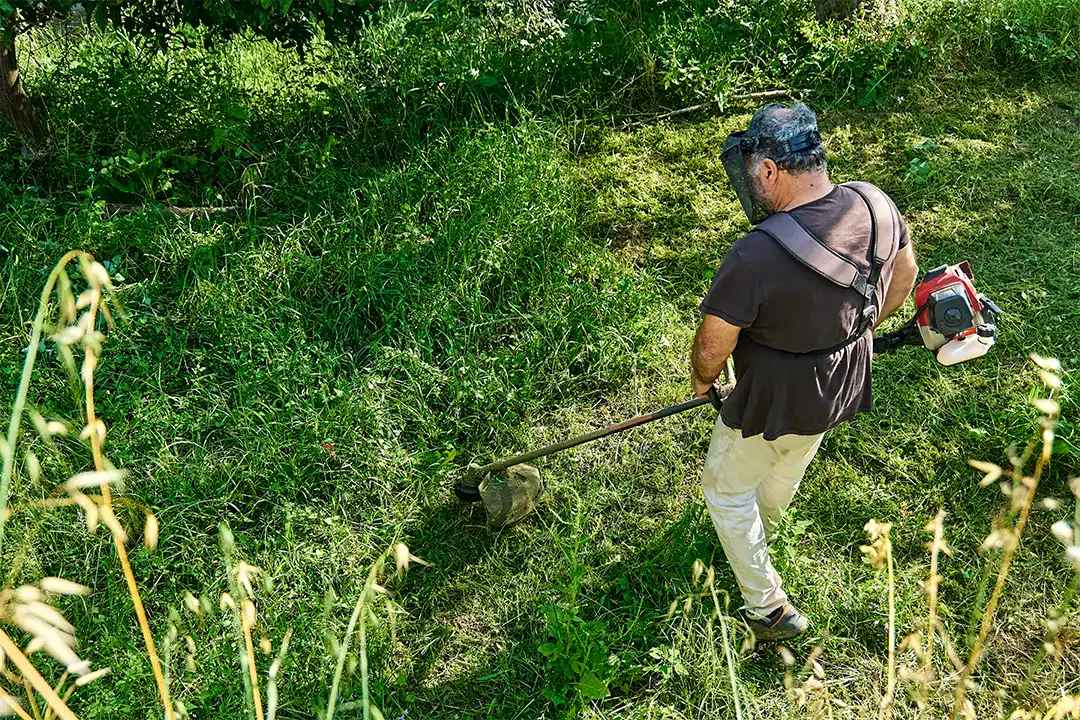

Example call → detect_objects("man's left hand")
692 374 715 398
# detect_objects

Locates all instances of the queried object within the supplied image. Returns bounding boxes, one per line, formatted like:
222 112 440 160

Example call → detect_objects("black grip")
707 386 723 412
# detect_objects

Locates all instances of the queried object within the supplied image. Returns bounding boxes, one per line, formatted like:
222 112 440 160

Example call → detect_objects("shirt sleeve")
699 244 765 328
897 211 910 250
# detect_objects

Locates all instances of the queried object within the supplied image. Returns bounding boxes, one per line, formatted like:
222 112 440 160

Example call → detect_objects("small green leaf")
577 671 609 700
93 3 109 31
538 642 557 657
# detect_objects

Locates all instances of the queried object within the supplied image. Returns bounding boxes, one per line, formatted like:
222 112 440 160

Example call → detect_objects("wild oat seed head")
22 601 75 634
183 592 201 616
220 593 235 612
1051 521 1073 546
75 288 99 311
39 577 90 596
969 460 1003 486
86 262 112 290
46 421 68 437
71 491 100 532
185 635 196 655
980 529 1008 552
1039 370 1062 389
666 599 679 619
24 452 40 484
1032 398 1060 416
691 558 705 587
1030 353 1062 372
1041 498 1063 510
1065 546 1080 569
98 505 128 544
779 646 795 666
237 562 260 598
65 469 126 491
218 523 235 553
863 519 891 540
144 513 159 549
394 543 411 577
74 667 112 686
50 326 84 346
15 586 41 603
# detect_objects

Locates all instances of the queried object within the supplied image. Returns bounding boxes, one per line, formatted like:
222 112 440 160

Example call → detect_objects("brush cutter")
459 262 1001 528
454 385 726 527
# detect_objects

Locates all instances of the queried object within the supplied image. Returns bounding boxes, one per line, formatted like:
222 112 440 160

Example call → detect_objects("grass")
1 0 1079 717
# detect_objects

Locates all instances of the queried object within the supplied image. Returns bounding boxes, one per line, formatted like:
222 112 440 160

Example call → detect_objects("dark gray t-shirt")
700 184 910 440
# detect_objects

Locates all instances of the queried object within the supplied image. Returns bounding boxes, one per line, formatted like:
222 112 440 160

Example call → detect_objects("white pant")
700 418 824 617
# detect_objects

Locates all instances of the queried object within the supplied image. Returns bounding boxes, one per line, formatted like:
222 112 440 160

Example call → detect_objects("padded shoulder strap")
842 181 899 265
755 212 860 288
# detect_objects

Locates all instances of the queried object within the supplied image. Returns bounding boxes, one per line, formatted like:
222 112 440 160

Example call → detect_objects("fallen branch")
25 198 242 218
622 89 795 130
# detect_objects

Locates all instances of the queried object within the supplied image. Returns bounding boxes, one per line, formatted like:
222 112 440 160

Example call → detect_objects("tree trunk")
815 0 866 22
0 36 50 153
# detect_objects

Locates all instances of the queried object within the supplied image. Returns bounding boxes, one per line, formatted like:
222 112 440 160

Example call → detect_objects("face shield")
721 129 824 225
721 132 766 225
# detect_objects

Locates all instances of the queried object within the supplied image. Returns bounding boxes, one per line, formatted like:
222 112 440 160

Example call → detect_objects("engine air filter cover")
929 286 975 338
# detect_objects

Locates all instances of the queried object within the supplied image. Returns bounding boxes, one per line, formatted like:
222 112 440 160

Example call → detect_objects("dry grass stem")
266 628 292 720
0 630 76 720
79 269 173 720
952 361 1060 718
924 510 947 678
240 599 265 720
0 684 33 720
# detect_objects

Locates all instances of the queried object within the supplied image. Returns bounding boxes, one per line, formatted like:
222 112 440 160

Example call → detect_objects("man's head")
722 102 828 222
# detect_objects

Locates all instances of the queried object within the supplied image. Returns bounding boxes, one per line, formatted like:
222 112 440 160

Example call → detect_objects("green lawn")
1 63 1078 720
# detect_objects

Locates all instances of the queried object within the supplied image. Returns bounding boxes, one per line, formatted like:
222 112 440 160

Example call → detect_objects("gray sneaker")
741 604 809 642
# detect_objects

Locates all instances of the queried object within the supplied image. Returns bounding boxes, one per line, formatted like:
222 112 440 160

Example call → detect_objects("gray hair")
745 102 826 174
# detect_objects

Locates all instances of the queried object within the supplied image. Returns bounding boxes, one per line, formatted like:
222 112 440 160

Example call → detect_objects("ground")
0 63 1078 720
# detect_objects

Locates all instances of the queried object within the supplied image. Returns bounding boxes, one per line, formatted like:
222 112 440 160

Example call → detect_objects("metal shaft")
477 395 713 476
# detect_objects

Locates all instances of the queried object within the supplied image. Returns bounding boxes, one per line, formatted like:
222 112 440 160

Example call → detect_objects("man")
690 103 919 642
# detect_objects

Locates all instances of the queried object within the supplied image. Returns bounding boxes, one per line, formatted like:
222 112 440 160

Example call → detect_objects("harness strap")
753 182 900 352
755 213 860 287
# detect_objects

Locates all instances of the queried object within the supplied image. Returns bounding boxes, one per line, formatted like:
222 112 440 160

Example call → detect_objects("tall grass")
0 252 151 718
4 0 1076 206
769 355 1074 718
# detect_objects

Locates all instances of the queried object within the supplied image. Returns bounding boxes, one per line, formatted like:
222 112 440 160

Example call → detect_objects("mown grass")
1 1 1079 718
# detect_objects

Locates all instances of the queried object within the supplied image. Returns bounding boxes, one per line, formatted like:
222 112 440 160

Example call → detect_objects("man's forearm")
877 286 912 324
876 245 918 326
692 343 729 387
691 315 741 395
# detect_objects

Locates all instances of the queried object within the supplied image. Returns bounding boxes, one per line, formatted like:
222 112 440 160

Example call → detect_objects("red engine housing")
916 262 979 326
915 262 987 351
